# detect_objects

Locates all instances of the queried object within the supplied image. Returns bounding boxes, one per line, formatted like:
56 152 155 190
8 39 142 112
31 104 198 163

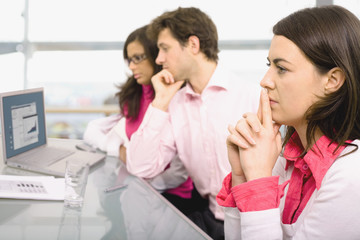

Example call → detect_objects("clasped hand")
227 89 282 186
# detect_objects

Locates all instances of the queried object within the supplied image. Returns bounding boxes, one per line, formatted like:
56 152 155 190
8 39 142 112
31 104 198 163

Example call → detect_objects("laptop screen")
1 89 47 159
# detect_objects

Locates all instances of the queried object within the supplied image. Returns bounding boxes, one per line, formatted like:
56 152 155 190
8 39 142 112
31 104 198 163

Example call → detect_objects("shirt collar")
283 132 346 190
185 61 229 97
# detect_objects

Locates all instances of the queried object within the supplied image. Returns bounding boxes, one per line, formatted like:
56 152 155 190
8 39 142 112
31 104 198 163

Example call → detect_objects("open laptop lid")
0 88 47 164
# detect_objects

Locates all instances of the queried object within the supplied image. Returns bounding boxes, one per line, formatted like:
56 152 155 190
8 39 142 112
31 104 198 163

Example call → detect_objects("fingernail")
238 140 249 149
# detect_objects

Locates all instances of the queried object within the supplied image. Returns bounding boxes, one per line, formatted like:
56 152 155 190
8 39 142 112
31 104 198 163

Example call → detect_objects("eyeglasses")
126 54 147 65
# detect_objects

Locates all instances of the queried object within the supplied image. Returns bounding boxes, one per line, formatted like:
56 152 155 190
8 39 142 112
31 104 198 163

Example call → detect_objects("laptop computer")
0 87 105 177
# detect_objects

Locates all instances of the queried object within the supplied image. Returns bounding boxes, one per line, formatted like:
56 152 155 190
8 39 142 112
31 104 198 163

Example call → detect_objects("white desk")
0 138 211 240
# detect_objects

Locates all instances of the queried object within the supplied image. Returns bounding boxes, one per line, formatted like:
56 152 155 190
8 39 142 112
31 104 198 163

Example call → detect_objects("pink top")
125 84 154 139
217 133 346 224
125 84 193 199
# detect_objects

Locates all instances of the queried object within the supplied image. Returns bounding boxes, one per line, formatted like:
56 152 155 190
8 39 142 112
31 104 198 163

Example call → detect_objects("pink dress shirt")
127 62 260 220
217 133 346 222
125 84 193 199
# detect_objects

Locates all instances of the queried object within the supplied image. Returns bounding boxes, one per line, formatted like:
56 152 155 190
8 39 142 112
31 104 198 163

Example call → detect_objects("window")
2 0 326 138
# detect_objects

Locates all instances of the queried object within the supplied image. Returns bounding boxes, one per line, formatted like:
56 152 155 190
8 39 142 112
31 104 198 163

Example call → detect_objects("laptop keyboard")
22 147 75 166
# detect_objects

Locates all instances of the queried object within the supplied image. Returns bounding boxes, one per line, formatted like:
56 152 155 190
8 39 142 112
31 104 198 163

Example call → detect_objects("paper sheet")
0 175 65 200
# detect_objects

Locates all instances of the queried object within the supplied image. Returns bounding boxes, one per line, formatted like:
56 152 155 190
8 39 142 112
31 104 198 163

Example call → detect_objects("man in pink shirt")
126 7 260 239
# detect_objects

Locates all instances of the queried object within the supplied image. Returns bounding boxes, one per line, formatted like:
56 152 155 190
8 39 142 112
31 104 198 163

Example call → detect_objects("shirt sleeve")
112 116 129 148
126 104 177 178
216 172 237 207
220 175 287 240
83 114 124 156
232 176 287 212
148 155 189 192
217 173 287 212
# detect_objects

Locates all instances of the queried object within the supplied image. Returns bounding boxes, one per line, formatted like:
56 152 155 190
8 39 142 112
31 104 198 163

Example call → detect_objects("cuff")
217 173 237 207
232 176 280 212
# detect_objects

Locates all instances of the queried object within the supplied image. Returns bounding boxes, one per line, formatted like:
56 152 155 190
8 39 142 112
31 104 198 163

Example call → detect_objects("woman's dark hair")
115 25 161 119
147 7 219 62
273 5 360 153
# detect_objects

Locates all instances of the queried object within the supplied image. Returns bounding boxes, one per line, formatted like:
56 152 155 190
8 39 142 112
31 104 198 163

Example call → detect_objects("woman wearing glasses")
116 25 194 214
84 25 193 214
217 5 360 239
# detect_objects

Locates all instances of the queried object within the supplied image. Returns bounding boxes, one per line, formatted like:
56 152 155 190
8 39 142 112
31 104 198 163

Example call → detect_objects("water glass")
64 160 89 208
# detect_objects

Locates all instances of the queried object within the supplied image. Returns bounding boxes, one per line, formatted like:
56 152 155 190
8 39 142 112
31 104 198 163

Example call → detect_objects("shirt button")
303 164 309 170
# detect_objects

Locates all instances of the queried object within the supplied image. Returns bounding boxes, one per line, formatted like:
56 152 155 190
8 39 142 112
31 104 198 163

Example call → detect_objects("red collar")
283 132 346 190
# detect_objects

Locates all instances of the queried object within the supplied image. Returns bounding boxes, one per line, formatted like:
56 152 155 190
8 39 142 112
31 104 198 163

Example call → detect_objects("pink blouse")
217 133 346 224
125 84 154 140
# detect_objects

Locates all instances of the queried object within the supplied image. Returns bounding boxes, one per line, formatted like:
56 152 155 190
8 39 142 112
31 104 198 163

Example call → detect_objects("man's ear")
324 67 345 93
187 35 200 54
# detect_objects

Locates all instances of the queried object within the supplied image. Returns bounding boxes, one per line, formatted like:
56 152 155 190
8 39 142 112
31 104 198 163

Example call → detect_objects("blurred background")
1 0 359 139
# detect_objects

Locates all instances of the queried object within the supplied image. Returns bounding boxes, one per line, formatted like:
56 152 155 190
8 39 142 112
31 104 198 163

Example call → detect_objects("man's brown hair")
147 7 219 62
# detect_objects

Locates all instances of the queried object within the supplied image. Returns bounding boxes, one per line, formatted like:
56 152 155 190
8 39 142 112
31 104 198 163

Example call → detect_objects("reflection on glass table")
94 157 211 240
0 141 211 240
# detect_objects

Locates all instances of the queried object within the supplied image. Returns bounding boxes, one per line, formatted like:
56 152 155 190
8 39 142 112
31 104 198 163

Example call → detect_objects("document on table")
0 175 65 200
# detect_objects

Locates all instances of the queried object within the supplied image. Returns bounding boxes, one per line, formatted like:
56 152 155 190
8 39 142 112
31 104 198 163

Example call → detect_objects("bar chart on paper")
0 175 65 200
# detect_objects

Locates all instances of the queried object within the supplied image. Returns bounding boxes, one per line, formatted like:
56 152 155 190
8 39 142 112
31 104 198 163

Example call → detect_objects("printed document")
0 175 64 200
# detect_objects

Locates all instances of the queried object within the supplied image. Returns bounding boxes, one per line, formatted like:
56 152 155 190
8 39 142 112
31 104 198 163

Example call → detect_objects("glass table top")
0 138 211 240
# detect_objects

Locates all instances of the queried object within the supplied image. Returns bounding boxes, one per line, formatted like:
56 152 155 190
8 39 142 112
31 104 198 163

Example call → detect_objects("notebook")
0 87 105 177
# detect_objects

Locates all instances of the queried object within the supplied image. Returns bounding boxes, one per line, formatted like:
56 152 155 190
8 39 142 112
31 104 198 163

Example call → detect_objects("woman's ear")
187 35 200 54
325 67 345 93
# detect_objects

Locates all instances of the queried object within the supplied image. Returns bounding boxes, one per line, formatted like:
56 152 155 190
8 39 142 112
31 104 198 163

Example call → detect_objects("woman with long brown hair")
217 5 360 239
